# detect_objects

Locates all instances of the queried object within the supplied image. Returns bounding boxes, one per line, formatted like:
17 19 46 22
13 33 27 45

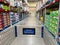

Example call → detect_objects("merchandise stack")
49 11 58 35
0 13 4 30
15 13 19 23
0 0 10 31
10 12 16 25
45 10 58 36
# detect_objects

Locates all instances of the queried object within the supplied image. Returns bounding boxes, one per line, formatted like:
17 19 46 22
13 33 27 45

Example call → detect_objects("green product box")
53 11 58 17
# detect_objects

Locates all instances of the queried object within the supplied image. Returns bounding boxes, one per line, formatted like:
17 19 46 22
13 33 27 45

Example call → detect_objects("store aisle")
11 36 45 45
11 14 45 45
18 12 41 26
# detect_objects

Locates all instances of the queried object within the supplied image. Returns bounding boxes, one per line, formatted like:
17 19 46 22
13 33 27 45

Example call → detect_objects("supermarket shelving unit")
10 6 20 25
37 0 59 45
0 0 10 31
22 0 29 19
0 1 15 45
0 0 22 45
21 10 29 20
0 0 29 45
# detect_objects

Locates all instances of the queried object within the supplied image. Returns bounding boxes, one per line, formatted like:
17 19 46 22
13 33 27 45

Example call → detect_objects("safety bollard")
41 25 44 38
15 26 18 37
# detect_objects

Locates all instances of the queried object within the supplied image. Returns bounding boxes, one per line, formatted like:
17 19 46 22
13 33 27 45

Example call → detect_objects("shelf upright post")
41 8 46 38
57 0 60 45
43 8 46 24
22 12 23 20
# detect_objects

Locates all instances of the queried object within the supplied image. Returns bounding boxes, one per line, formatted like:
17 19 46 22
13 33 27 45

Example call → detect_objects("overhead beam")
28 0 41 2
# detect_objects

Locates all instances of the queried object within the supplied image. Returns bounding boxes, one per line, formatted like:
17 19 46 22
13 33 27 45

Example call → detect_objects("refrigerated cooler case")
43 1 59 45
45 10 58 36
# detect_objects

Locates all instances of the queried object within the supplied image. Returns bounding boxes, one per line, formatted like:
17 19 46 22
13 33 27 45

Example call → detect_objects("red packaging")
2 13 7 27
0 0 4 2
6 13 10 25
0 13 4 30
0 15 2 18
0 24 4 30
0 18 3 21
0 28 3 30
0 21 3 24
0 24 2 27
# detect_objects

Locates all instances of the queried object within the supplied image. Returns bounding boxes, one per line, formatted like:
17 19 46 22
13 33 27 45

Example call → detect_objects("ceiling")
19 0 42 2
28 2 37 7
28 0 38 2
28 0 41 2
22 0 41 7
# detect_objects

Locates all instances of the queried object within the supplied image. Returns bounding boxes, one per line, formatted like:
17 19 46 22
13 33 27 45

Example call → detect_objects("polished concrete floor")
11 14 45 45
